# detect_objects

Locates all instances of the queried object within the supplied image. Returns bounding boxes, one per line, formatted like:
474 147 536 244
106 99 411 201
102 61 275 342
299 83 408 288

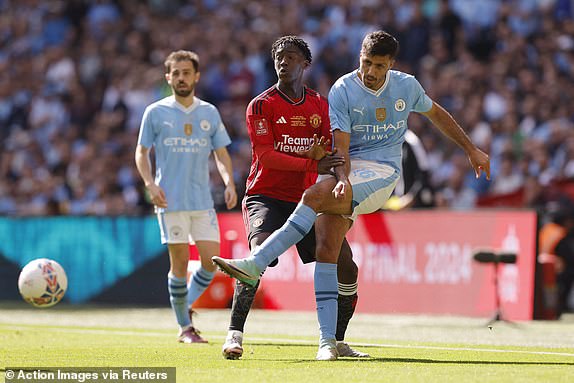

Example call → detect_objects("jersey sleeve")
247 98 318 173
137 105 156 148
410 77 433 113
328 80 351 133
319 96 332 143
210 106 232 149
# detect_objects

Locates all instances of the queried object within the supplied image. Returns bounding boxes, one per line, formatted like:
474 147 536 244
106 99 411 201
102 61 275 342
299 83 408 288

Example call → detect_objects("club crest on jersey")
309 114 321 129
184 123 193 136
252 218 264 228
395 99 406 111
200 119 211 131
375 108 386 122
255 118 268 136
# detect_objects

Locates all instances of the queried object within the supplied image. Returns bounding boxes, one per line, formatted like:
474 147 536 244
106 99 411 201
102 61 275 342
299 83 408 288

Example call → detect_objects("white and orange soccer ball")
18 258 67 308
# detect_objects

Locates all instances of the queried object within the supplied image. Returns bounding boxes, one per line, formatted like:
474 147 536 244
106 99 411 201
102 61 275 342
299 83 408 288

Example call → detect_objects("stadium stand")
0 0 573 217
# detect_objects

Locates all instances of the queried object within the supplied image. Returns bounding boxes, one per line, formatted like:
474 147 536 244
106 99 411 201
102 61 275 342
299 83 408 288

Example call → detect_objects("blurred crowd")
1 0 574 216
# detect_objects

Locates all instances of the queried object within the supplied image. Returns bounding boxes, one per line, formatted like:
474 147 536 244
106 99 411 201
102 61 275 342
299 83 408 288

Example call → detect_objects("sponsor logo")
255 118 268 136
375 108 386 121
352 120 406 133
163 137 208 146
309 114 321 129
252 218 264 228
184 123 192 136
163 121 174 128
276 116 287 124
352 107 365 116
351 120 406 140
200 119 211 131
395 99 406 111
274 134 315 153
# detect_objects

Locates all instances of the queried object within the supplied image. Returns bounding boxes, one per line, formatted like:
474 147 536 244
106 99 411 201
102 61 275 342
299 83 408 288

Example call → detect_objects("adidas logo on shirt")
276 116 287 124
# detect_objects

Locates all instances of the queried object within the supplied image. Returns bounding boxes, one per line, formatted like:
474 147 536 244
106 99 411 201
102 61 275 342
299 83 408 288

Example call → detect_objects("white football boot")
336 342 370 357
222 330 244 360
316 339 339 361
212 256 261 287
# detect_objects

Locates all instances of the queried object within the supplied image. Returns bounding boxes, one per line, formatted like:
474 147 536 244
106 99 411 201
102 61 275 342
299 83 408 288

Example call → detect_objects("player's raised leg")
212 177 351 284
213 202 316 285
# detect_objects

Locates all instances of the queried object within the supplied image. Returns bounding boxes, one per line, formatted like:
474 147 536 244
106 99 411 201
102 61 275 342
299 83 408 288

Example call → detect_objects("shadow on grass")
260 358 574 366
246 343 574 366
248 342 382 349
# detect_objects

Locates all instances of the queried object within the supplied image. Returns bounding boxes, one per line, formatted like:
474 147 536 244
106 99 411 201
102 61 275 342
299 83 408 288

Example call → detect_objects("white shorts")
157 209 220 244
318 160 399 221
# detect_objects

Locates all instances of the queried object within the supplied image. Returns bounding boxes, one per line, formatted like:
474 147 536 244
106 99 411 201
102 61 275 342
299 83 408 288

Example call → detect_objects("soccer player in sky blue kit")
213 31 490 359
136 50 237 344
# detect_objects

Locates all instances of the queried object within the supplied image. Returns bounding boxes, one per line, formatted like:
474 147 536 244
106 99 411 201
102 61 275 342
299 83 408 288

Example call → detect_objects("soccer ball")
18 258 68 308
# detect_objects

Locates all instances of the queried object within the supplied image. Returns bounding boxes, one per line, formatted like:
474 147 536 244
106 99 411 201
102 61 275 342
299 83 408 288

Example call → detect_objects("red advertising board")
208 210 537 320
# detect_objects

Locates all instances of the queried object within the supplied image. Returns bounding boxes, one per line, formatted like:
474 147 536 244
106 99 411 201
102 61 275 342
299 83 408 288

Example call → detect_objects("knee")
301 187 323 211
169 256 189 277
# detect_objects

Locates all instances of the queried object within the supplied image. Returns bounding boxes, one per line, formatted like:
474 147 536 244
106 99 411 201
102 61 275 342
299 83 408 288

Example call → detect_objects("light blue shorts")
318 160 399 221
157 209 220 244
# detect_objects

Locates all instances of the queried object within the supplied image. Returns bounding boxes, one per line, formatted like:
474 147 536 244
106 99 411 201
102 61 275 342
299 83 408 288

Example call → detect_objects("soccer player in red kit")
220 36 368 360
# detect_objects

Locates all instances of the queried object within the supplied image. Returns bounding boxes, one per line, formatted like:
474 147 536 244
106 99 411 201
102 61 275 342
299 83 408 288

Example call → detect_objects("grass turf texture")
1 304 573 383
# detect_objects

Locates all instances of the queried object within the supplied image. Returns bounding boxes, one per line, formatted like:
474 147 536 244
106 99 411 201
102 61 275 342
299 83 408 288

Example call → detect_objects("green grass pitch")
1 303 573 383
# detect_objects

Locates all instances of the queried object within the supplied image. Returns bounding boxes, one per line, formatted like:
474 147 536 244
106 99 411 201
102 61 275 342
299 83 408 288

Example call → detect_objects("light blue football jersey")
137 95 231 212
329 69 433 172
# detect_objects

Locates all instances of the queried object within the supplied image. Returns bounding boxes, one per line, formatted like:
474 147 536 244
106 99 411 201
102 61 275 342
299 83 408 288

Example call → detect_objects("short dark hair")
164 50 200 73
271 36 312 64
361 30 399 59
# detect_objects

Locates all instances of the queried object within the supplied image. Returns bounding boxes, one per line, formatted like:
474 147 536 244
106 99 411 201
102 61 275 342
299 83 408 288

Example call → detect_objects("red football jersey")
245 85 331 202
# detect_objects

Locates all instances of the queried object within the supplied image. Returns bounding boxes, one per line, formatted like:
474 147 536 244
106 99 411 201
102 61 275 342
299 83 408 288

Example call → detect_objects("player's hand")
297 134 333 160
147 183 168 208
332 179 350 199
468 147 491 180
317 150 345 175
224 184 237 210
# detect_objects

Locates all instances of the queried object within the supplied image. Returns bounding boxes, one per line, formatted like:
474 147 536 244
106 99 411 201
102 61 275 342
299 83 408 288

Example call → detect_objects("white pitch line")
2 325 574 358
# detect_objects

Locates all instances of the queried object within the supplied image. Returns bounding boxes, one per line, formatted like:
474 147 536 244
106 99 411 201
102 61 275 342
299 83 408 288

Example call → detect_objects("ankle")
227 330 243 338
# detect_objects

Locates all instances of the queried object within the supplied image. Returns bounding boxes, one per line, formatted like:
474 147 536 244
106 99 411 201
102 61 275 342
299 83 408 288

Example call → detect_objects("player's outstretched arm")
421 102 490 180
213 147 238 209
135 144 168 208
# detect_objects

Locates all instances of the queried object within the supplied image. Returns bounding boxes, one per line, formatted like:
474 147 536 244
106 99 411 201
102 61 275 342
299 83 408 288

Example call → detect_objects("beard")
173 87 193 97
172 81 194 97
